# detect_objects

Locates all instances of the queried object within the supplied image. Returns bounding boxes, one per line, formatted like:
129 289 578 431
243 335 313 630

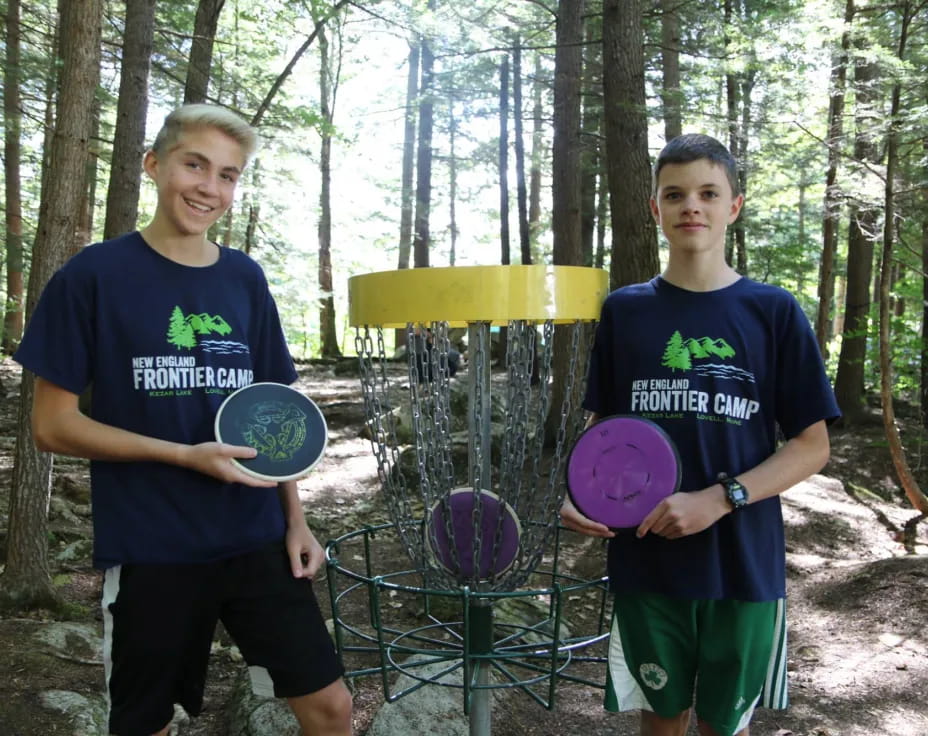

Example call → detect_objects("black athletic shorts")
101 541 344 736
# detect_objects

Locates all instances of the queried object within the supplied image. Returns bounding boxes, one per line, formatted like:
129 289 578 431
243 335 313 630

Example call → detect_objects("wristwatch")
718 472 749 510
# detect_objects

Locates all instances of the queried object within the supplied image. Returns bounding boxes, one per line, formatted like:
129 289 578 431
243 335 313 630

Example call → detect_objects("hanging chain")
356 315 598 594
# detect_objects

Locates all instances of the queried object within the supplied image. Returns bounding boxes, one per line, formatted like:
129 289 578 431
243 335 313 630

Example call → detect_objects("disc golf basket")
325 265 610 735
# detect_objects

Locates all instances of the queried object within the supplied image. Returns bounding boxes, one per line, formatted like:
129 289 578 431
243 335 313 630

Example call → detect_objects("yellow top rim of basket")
348 265 608 328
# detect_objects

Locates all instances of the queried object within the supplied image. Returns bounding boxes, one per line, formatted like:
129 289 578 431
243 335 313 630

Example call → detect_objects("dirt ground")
1 355 928 736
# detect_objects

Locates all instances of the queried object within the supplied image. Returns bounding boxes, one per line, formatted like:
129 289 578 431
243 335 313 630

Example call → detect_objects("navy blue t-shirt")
14 232 298 569
584 276 839 601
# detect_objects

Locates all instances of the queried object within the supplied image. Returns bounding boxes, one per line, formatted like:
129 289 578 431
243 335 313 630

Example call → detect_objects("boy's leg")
287 679 353 735
607 593 698 728
102 563 221 736
641 709 691 736
692 598 779 736
221 542 350 735
696 722 748 736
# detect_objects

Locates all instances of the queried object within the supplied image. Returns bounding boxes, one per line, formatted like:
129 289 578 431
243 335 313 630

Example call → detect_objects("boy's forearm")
722 419 831 506
278 480 307 527
34 400 189 465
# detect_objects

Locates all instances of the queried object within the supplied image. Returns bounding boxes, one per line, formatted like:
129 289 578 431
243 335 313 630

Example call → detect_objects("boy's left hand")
636 486 728 540
285 521 325 579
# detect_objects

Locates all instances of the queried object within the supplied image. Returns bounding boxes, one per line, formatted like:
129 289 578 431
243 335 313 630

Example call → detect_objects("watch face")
726 480 748 508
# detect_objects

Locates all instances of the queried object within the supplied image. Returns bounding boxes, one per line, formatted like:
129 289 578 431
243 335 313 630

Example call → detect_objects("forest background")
0 0 927 608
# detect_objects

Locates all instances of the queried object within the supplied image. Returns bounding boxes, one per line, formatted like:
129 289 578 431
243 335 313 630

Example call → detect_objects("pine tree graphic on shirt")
661 331 736 372
166 306 237 351
661 331 692 371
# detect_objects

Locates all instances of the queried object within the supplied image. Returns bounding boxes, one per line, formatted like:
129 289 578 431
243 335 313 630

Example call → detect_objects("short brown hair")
653 134 740 197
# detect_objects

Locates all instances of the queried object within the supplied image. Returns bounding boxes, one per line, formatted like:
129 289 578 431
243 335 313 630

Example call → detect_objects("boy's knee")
289 679 353 733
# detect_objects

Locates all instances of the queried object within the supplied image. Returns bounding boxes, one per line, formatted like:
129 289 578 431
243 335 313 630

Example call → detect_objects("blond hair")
150 104 258 163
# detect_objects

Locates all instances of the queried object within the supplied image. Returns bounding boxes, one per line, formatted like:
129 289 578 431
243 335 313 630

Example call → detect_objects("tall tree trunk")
921 132 928 431
38 4 61 233
513 39 531 265
2 0 25 353
815 0 854 357
317 24 341 359
183 0 225 103
659 0 682 141
74 96 102 256
1 0 103 612
724 0 738 266
412 0 436 269
104 0 156 240
723 0 750 273
528 52 544 261
595 172 607 269
580 18 602 268
603 0 658 288
878 0 927 515
547 0 585 444
552 0 583 267
394 40 419 350
398 41 419 270
834 46 878 425
448 90 459 266
734 70 754 273
499 54 511 265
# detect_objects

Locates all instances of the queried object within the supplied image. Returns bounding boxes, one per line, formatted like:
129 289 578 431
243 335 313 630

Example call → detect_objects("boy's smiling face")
650 158 744 257
144 125 246 239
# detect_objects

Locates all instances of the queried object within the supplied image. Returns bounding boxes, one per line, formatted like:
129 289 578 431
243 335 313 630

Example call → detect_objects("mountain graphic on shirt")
166 306 247 353
661 331 735 371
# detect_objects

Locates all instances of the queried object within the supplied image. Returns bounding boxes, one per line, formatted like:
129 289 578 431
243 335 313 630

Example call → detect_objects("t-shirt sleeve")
774 294 840 438
249 269 297 385
13 262 95 395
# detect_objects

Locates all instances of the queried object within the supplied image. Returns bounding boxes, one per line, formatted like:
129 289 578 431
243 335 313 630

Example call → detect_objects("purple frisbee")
426 488 522 579
566 415 681 528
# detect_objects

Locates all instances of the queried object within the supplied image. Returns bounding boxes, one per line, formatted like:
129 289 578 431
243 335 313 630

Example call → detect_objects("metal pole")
468 598 493 736
467 322 493 736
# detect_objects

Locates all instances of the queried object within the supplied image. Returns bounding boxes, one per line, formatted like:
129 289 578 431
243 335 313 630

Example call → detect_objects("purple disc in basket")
427 489 522 579
566 415 681 528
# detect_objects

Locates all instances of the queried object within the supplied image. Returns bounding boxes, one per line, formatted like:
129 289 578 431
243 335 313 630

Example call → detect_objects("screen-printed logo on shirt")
630 330 759 424
166 305 249 354
661 330 754 383
130 305 253 397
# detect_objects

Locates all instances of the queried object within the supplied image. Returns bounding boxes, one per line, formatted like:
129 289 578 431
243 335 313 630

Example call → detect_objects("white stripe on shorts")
101 565 122 717
606 612 653 712
760 597 789 709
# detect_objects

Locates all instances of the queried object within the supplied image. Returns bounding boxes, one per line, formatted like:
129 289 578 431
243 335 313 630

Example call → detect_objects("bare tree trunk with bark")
659 0 682 141
834 46 879 425
2 0 103 612
877 0 927 516
603 0 658 288
184 0 225 103
412 0 436 269
513 40 531 265
104 0 157 240
317 23 341 359
2 0 25 353
499 54 511 265
815 0 854 357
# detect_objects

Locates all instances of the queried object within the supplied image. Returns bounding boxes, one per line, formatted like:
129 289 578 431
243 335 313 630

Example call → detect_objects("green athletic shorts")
605 592 788 736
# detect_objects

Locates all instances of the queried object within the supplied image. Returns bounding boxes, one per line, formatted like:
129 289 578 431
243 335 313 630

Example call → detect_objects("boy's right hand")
178 442 278 487
560 497 615 538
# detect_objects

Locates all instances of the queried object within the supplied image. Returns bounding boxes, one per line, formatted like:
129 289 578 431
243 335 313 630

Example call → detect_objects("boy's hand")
178 442 277 487
560 497 615 538
636 486 728 539
285 521 324 579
